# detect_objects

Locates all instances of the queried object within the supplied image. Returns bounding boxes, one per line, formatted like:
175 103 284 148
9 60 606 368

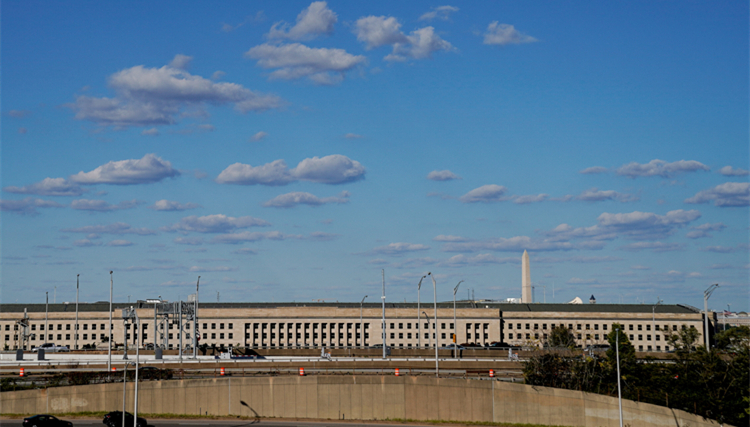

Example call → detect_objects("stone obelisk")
521 250 532 303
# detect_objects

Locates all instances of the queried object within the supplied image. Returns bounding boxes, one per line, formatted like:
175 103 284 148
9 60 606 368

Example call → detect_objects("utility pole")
108 271 113 372
359 295 367 349
381 270 386 359
453 280 463 358
417 276 425 348
75 274 79 350
429 272 439 377
616 327 623 427
45 292 49 344
703 284 719 350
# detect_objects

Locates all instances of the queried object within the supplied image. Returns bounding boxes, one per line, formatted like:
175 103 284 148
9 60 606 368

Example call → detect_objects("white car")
32 343 70 352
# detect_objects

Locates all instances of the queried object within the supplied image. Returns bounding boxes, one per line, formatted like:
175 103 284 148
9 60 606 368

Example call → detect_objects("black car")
102 411 146 427
23 415 73 427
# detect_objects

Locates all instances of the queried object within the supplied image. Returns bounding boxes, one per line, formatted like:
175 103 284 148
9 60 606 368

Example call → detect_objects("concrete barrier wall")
1 376 728 427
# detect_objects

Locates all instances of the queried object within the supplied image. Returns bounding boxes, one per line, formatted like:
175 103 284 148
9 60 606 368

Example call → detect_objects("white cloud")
702 244 749 253
513 194 549 204
251 131 268 141
441 236 579 253
354 16 409 49
619 241 685 252
71 64 283 127
4 177 85 196
419 6 459 21
164 214 271 233
483 22 537 45
615 159 709 178
188 265 235 272
211 231 288 244
232 248 258 255
293 155 366 184
216 155 365 186
141 128 159 136
718 166 749 176
686 222 726 239
216 159 295 186
385 26 454 62
174 237 204 245
211 71 226 80
61 222 157 235
0 197 63 215
370 242 430 256
343 133 363 139
267 2 337 41
459 184 508 203
73 239 102 247
69 154 180 185
108 240 135 247
168 54 193 70
440 253 515 267
579 166 607 174
71 199 141 212
433 235 470 242
263 191 349 208
427 170 461 181
684 182 749 207
575 188 639 202
149 200 201 211
245 43 365 85
545 210 701 242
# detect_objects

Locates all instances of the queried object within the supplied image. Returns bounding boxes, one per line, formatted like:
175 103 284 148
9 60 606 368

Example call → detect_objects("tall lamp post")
75 274 80 351
108 271 113 372
417 276 425 349
381 270 386 359
703 284 719 350
453 280 463 358
45 292 49 344
615 327 623 427
359 295 368 349
428 272 439 377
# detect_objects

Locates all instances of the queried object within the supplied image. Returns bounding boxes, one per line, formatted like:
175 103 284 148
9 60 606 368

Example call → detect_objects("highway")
1 419 442 427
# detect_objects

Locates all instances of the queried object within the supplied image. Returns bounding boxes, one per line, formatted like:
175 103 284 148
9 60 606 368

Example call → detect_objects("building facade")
1 301 710 353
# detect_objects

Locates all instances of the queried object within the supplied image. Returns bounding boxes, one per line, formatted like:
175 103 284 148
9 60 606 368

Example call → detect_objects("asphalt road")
1 419 440 427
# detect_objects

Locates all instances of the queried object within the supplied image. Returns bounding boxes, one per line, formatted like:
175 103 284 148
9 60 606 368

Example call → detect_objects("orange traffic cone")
19 368 25 377
299 367 305 376
220 367 225 376
395 368 400 376
489 369 494 378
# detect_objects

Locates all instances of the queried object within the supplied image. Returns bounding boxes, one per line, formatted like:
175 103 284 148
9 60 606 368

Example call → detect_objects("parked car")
102 411 146 427
32 343 70 353
23 415 73 427
441 343 465 350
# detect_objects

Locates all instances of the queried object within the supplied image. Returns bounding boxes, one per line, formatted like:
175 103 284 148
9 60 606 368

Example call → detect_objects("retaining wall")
1 376 728 427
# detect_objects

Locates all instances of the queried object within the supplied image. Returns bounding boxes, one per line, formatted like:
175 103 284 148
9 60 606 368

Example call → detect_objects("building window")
638 335 643 340
220 333 225 339
638 325 642 331
577 334 582 339
508 323 513 329
526 324 530 330
220 323 225 330
647 335 651 341
516 333 521 339
629 325 634 331
211 333 216 339
66 334 70 340
595 334 599 340
534 324 539 330
526 334 530 339
390 333 395 339
390 323 395 329
594 324 599 330
398 333 403 339
441 323 446 329
603 324 608 331
646 325 651 331
399 323 403 329
57 324 62 330
577 324 582 330
629 334 634 340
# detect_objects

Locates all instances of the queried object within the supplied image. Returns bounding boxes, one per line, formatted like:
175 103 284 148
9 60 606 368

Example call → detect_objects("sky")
2 1 748 312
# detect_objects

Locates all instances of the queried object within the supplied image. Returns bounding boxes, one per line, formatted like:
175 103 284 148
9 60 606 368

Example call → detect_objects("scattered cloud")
427 170 461 181
73 239 102 247
217 154 365 186
232 248 258 255
70 63 283 127
702 244 749 253
141 128 159 136
250 131 268 141
579 166 607 174
149 199 201 211
459 184 508 203
4 177 85 196
211 230 288 244
69 154 180 185
164 214 271 233
267 1 337 41
419 5 459 21
61 222 157 235
686 222 726 239
263 191 349 208
441 236 580 253
534 256 622 263
8 110 31 118
107 239 135 247
0 197 64 215
168 54 192 70
433 235 470 242
174 237 204 245
718 166 749 176
615 159 709 178
188 265 235 272
684 182 749 207
483 22 537 45
343 133 363 139
370 242 430 256
245 43 366 85
440 253 516 267
575 188 639 203
513 194 549 204
545 209 701 241
354 16 453 61
211 71 226 80
619 241 685 252
19 127 27 134
71 199 141 212
368 258 389 265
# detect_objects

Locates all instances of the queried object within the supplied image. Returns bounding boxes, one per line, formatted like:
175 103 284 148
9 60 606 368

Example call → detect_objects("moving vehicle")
23 415 73 427
102 411 146 427
32 343 70 353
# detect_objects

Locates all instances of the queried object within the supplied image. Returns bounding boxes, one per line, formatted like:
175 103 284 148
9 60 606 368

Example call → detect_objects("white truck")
32 343 70 352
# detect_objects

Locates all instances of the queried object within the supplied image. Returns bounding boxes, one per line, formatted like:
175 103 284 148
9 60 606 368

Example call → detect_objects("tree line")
523 324 749 427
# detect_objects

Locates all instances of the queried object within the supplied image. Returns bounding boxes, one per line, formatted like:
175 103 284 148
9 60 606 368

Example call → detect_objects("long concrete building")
1 300 712 353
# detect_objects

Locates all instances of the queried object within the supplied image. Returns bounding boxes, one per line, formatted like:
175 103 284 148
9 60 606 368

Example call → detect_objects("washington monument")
522 250 532 303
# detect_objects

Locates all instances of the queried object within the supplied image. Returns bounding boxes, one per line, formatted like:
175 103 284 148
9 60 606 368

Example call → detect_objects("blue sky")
2 1 748 311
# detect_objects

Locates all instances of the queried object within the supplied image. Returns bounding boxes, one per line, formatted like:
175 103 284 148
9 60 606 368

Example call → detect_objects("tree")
667 325 700 355
713 325 750 351
549 326 577 349
605 323 636 365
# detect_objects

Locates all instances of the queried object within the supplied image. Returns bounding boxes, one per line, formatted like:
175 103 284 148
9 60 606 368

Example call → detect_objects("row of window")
3 323 113 331
505 323 685 332
4 333 110 341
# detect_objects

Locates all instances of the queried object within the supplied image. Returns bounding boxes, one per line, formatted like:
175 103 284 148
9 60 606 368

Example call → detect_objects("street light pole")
45 292 49 344
108 271 113 372
703 284 719 350
453 280 463 358
359 295 367 349
381 269 386 359
422 312 431 348
133 310 140 427
429 272 439 377
615 327 623 427
417 276 425 349
75 274 80 351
